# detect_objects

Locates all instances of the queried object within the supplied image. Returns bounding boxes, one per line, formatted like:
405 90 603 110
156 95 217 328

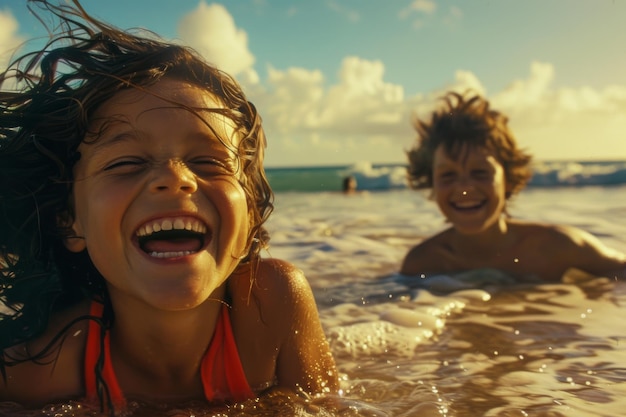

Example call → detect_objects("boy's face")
431 144 509 235
65 78 250 311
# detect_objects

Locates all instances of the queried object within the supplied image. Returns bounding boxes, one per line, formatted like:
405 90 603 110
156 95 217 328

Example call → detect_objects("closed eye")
437 171 457 183
471 169 491 179
190 157 237 175
104 158 146 171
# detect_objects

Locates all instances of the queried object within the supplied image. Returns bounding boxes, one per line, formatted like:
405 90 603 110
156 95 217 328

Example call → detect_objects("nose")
456 175 476 195
150 160 198 194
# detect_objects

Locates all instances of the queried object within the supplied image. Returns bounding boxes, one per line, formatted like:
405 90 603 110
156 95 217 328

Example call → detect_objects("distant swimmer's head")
406 91 532 200
342 176 358 193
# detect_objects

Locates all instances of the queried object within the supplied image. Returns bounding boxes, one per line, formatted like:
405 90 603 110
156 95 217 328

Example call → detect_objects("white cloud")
242 57 417 166
318 57 405 133
490 62 626 161
250 57 408 138
443 70 486 97
249 57 625 166
177 1 255 76
257 65 326 134
405 69 486 122
494 61 555 109
0 9 24 72
172 4 622 166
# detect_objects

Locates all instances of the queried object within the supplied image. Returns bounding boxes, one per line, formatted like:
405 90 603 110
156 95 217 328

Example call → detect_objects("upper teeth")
136 217 207 237
455 200 481 208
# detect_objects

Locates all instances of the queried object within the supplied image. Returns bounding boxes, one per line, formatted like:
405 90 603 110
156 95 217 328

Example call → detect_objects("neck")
451 217 510 254
107 285 227 381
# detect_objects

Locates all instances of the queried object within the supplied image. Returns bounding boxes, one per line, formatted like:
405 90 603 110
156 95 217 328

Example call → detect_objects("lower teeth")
149 251 195 258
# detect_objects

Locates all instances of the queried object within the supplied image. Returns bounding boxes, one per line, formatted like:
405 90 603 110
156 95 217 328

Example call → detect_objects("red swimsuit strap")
84 301 126 408
201 304 255 402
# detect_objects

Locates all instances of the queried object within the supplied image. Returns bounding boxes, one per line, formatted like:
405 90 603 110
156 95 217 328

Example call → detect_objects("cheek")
431 181 448 200
212 180 251 240
235 191 252 241
71 180 127 244
431 189 449 211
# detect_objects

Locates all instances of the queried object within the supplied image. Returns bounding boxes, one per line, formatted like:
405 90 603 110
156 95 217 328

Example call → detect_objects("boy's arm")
557 225 626 280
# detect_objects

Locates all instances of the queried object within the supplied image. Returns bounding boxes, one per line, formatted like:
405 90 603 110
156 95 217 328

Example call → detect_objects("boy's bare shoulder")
0 299 90 405
401 229 454 275
509 220 603 247
510 219 626 277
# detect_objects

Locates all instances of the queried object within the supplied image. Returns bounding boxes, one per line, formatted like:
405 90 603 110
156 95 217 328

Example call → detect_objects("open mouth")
136 217 210 259
450 199 486 211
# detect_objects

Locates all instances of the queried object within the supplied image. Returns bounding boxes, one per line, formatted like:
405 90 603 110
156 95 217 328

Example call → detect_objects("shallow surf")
2 186 625 416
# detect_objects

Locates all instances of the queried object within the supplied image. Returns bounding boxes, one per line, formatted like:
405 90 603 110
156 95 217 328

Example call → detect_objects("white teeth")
149 250 195 258
453 200 483 209
456 201 480 208
136 217 207 237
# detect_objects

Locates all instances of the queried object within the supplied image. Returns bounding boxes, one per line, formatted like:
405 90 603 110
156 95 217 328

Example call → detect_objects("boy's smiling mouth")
450 199 486 211
136 217 210 258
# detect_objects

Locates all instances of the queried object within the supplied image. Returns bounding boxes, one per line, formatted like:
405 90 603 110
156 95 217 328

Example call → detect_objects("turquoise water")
266 165 353 193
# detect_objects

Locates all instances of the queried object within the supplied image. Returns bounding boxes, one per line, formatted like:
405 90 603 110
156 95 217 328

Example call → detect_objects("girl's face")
65 78 250 310
431 144 510 235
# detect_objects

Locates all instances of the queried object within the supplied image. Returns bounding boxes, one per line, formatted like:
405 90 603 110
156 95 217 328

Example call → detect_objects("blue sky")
1 0 625 167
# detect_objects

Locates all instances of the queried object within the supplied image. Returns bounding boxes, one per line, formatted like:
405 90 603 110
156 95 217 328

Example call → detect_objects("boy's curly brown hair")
406 91 532 199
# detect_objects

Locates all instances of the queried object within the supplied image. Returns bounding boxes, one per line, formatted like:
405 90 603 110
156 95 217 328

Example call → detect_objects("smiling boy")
400 92 626 282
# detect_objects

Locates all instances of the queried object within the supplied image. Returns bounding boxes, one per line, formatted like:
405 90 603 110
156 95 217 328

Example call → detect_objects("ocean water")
265 160 626 192
266 184 626 417
2 161 626 416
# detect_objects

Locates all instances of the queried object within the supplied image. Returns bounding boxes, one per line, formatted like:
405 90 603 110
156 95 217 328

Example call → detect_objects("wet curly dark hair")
0 0 273 409
406 91 532 199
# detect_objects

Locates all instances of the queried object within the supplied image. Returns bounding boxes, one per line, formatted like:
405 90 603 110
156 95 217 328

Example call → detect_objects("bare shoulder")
229 258 338 394
510 220 626 277
251 258 338 393
401 229 453 275
511 220 615 249
230 258 313 318
231 258 309 303
253 257 307 289
0 300 90 405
